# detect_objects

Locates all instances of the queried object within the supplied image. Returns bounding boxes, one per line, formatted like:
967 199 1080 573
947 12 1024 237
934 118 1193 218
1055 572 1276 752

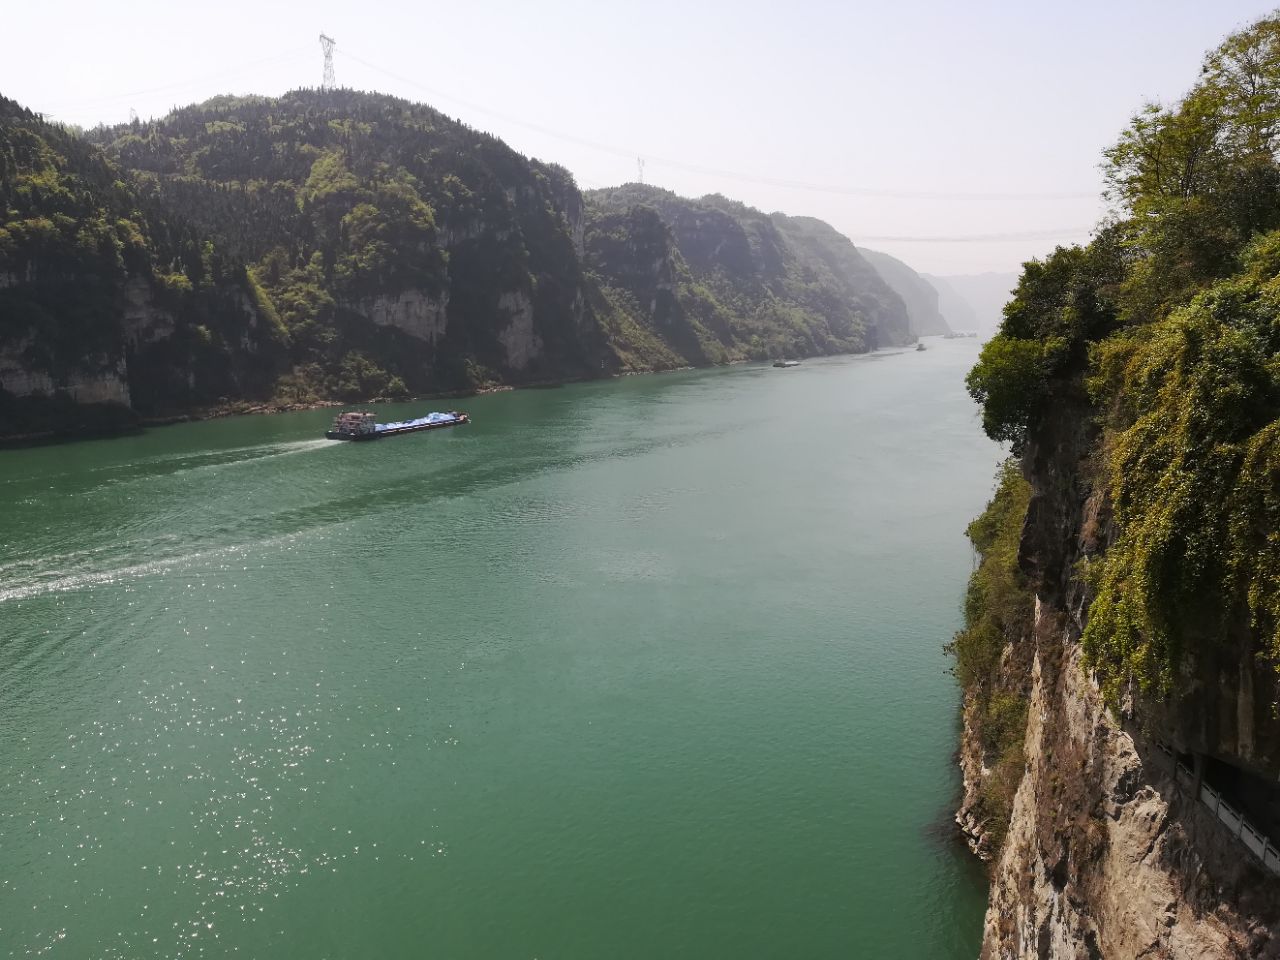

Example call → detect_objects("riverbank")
0 352 866 447
0 382 525 448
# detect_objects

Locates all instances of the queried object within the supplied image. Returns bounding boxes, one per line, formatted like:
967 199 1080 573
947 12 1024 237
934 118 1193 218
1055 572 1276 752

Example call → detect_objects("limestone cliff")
957 395 1280 958
584 184 915 367
952 18 1280 952
3 90 932 439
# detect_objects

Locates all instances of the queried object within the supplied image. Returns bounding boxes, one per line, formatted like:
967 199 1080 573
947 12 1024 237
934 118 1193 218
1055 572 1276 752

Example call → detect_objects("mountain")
857 248 951 336
0 90 916 439
920 274 976 332
85 89 611 402
0 95 285 437
769 213 913 348
584 185 913 366
923 271 1018 337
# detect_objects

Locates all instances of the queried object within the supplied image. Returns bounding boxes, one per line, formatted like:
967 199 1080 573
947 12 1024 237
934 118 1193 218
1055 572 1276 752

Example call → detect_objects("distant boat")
772 359 800 368
916 343 927 351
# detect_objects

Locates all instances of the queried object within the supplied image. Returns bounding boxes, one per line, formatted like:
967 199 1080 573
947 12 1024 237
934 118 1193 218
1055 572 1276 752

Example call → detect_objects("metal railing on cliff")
1154 741 1280 876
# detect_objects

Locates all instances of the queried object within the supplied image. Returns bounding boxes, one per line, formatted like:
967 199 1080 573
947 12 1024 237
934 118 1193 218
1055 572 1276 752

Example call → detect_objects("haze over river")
1 339 997 958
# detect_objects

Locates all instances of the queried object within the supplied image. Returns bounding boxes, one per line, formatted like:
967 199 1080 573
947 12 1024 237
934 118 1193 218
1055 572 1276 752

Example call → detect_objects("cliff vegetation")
956 20 1280 954
967 13 1280 707
962 20 1280 957
0 90 921 438
948 459 1033 853
0 95 284 433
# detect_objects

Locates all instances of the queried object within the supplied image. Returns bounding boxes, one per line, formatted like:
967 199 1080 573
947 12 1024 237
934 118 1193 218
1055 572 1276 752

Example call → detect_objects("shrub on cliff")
949 459 1032 693
1083 261 1280 699
965 335 1062 451
966 238 1123 451
948 459 1033 851
970 13 1280 702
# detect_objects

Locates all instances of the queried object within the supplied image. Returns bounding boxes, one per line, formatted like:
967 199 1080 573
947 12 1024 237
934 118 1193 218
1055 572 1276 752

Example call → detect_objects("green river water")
1 339 998 958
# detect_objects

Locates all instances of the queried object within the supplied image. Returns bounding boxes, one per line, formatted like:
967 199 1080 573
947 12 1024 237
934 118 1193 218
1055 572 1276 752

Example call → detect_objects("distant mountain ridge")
922 271 1018 336
856 248 952 337
584 184 914 366
923 275 977 332
1 88 926 439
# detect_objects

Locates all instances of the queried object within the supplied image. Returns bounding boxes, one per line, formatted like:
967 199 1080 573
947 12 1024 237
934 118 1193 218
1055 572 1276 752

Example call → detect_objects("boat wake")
113 438 335 483
0 530 318 604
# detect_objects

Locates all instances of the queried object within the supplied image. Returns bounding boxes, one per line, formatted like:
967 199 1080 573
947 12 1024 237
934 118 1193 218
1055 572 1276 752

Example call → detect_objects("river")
0 339 998 958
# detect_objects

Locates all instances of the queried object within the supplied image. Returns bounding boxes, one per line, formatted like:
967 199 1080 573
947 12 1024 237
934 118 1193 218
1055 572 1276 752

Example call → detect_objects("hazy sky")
4 1 1275 274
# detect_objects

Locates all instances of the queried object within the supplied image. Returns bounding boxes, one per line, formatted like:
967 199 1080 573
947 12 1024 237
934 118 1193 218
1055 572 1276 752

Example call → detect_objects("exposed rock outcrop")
0 344 131 406
496 289 540 369
355 290 449 342
2 91 935 439
973 602 1280 958
960 396 1280 958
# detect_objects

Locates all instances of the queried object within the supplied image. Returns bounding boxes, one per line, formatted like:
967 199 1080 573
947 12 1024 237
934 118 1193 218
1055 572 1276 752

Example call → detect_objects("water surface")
1 340 996 958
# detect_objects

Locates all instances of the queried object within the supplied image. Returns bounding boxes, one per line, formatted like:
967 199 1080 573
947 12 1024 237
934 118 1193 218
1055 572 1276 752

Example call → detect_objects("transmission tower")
637 157 645 184
319 33 337 90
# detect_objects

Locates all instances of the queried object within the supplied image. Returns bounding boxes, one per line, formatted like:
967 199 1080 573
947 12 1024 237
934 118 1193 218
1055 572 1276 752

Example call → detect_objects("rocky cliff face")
2 91 933 438
354 290 449 342
0 252 276 428
959 396 1280 958
977 605 1280 959
0 96 285 434
584 184 916 366
0 344 130 406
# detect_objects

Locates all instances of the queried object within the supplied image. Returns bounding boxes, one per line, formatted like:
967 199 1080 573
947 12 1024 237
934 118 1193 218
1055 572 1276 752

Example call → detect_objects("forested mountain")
85 89 610 404
957 14 1280 953
857 248 952 336
0 95 284 435
583 184 913 367
0 88 921 438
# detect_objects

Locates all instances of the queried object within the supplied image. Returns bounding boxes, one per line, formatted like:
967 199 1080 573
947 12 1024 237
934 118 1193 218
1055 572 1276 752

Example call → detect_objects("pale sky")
4 0 1275 274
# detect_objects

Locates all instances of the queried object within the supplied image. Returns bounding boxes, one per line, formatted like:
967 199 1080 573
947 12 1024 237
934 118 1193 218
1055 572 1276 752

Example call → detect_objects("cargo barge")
325 409 469 441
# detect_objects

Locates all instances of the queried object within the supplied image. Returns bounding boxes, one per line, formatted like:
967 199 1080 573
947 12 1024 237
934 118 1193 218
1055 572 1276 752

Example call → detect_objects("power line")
335 46 1099 203
39 48 312 114
853 228 1094 244
33 41 1098 245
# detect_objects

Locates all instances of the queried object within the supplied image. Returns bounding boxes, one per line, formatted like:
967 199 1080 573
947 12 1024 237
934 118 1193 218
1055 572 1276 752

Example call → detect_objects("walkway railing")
1154 742 1280 876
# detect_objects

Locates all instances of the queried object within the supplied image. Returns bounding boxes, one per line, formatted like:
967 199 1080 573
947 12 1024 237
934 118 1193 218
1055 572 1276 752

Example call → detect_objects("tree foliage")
968 13 1280 700
583 185 914 368
0 96 284 414
947 460 1032 849
2 85 938 431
